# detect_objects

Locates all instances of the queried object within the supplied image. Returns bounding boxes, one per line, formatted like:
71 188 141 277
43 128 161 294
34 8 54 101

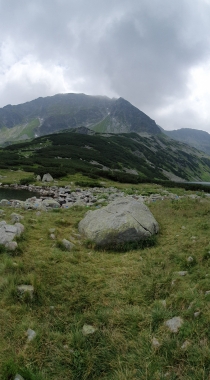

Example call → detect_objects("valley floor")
0 182 210 379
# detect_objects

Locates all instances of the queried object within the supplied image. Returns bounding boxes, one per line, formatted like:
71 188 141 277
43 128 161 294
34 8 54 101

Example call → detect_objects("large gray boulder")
42 173 53 182
78 198 159 247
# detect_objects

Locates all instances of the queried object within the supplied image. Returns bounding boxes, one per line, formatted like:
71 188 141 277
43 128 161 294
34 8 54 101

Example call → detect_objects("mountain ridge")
162 127 210 156
0 93 161 144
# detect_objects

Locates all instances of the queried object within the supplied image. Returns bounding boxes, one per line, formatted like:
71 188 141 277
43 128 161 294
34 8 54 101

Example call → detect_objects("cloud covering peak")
1 0 210 131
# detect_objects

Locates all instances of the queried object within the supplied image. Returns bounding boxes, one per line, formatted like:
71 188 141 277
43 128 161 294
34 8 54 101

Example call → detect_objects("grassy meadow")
0 177 210 379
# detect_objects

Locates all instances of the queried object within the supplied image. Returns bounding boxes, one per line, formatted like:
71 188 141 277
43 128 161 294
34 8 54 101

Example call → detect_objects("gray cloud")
0 0 210 131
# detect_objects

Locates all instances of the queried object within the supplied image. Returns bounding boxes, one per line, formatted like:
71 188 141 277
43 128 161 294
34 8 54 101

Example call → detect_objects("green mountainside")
1 128 210 182
1 93 210 183
162 128 210 156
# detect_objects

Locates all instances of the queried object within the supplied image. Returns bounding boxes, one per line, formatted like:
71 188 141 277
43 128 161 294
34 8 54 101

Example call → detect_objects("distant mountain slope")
2 129 210 182
0 93 161 145
162 128 210 155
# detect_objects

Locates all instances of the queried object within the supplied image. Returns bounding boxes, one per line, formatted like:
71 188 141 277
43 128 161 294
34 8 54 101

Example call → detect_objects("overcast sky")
0 0 210 132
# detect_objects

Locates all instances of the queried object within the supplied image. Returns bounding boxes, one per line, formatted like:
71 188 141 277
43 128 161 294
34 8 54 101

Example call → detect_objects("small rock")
194 311 201 318
163 373 170 378
160 300 166 308
49 228 56 233
187 256 194 263
17 285 34 299
14 222 24 236
62 239 75 251
14 374 25 380
165 316 183 333
181 226 186 230
188 302 194 310
82 324 97 336
50 234 55 240
5 241 18 251
50 306 55 310
205 290 210 295
11 213 23 223
72 233 82 239
181 340 190 349
200 338 208 347
175 271 188 276
152 337 161 348
27 328 36 341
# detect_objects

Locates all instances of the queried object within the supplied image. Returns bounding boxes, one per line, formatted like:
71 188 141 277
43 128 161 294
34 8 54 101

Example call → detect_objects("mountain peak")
0 93 161 143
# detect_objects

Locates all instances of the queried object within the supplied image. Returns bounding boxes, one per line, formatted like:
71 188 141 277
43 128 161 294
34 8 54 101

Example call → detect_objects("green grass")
18 119 40 139
0 119 40 146
1 183 210 378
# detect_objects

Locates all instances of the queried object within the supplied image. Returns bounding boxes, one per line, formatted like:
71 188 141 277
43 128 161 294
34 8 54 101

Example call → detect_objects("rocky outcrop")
78 198 159 247
0 221 24 249
42 173 53 182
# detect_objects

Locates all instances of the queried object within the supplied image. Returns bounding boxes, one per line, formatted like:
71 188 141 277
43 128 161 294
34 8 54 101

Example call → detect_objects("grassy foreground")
1 183 210 379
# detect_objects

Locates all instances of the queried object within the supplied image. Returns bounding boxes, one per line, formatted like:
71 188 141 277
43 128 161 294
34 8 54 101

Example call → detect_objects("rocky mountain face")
162 128 210 156
92 98 160 134
0 93 160 144
0 93 113 129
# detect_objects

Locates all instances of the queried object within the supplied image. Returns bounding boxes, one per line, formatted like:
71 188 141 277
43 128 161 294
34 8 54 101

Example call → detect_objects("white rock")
165 316 183 333
151 337 161 348
62 239 75 251
82 324 97 336
78 198 159 247
194 311 200 318
187 256 194 262
5 241 18 251
27 328 36 341
11 213 24 223
160 300 166 308
42 173 53 182
188 302 194 310
17 285 34 299
174 271 188 276
181 340 190 349
14 374 25 380
14 222 24 236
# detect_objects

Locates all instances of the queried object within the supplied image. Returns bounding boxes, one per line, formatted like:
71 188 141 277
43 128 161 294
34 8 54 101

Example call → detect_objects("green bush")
19 176 35 185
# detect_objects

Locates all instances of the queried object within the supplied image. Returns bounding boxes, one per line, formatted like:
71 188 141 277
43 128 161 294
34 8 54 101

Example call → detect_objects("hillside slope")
2 129 210 182
162 128 210 155
91 97 160 135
